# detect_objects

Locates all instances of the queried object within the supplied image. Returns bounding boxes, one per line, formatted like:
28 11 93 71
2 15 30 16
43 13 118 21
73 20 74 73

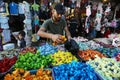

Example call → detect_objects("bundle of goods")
87 57 120 80
4 68 53 80
0 49 19 60
108 34 120 47
55 44 66 51
78 50 106 61
53 61 100 80
38 43 58 55
95 41 114 48
0 56 17 77
96 47 120 58
20 47 37 54
77 41 89 50
85 40 103 50
14 53 53 70
52 36 67 46
115 53 120 61
51 50 77 66
72 36 88 42
64 39 79 55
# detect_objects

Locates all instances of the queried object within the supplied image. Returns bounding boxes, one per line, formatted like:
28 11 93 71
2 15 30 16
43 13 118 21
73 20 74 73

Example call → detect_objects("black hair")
18 31 26 38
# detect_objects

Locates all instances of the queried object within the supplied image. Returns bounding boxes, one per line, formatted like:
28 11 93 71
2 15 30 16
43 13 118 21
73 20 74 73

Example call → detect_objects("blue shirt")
9 2 18 15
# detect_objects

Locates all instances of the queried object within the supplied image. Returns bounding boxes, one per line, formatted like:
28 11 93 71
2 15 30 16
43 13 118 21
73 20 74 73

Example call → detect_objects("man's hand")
51 34 63 44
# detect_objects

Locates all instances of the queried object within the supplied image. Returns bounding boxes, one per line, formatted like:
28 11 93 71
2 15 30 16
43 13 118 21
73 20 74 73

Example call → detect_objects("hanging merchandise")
110 5 118 28
70 0 76 9
0 16 8 23
32 14 40 42
23 19 32 30
105 2 111 16
0 16 9 29
40 3 46 11
23 1 30 13
23 19 32 37
76 0 81 7
2 29 11 44
0 28 3 51
92 2 97 11
34 15 39 30
86 5 91 17
91 2 97 17
18 2 25 14
43 0 48 6
95 10 102 31
0 36 3 51
54 0 60 3
31 0 40 15
97 2 103 15
9 2 19 15
23 8 32 46
85 17 90 33
84 4 92 33
0 1 9 16
0 1 6 13
1 23 9 30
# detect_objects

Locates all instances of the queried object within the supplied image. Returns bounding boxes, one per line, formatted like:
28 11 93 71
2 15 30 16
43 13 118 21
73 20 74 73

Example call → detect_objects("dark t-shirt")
41 18 67 43
41 18 66 34
20 38 26 48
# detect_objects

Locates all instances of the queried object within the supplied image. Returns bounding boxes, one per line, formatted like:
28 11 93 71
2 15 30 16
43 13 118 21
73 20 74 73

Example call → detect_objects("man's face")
53 10 62 21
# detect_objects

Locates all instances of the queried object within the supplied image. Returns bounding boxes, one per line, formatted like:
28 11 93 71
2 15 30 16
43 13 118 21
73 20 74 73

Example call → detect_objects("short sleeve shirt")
9 2 18 15
31 4 40 11
41 18 67 35
41 18 67 43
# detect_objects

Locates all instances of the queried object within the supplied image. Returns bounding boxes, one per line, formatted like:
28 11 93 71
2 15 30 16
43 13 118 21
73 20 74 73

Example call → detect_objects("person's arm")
37 27 53 39
64 26 71 40
37 27 62 43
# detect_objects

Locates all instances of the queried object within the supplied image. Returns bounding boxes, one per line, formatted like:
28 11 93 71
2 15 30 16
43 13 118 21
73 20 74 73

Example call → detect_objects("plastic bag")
64 39 79 55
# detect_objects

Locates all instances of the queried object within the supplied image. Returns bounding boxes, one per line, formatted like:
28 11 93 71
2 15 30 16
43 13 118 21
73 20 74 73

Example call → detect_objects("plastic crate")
52 66 104 80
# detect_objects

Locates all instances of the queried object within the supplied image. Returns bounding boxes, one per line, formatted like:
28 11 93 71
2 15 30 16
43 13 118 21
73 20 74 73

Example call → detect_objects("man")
37 3 71 44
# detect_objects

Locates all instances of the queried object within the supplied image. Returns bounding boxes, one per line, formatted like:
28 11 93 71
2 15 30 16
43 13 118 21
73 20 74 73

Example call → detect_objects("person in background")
18 31 26 48
14 31 26 48
37 3 71 44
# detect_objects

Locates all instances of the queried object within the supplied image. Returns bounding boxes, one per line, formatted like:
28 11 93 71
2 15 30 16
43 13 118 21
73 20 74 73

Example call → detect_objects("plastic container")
3 43 15 50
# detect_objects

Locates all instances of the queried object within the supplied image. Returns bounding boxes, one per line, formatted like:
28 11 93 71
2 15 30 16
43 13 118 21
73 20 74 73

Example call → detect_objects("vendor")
37 3 71 44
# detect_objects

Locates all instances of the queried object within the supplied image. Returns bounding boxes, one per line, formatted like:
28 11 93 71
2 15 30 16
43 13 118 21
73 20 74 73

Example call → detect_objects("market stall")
0 0 120 80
